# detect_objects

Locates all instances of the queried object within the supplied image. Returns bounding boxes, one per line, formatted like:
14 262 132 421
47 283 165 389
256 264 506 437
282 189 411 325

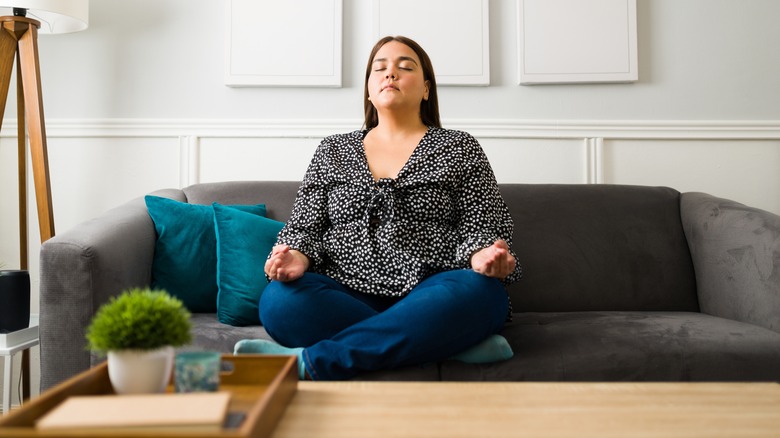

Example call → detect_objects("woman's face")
367 41 430 115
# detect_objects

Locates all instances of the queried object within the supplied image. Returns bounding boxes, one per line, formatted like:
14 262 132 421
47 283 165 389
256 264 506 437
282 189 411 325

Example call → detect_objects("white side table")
0 317 39 415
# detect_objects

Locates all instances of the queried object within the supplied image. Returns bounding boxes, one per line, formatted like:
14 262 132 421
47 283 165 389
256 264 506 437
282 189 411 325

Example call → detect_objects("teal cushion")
213 203 285 326
145 196 267 312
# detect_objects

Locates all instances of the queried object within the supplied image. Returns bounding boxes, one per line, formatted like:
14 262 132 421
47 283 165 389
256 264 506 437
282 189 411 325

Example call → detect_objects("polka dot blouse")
276 127 522 298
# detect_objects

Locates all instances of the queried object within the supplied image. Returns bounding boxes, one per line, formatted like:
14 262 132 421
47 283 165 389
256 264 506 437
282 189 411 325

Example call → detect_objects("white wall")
14 0 780 120
1 0 779 407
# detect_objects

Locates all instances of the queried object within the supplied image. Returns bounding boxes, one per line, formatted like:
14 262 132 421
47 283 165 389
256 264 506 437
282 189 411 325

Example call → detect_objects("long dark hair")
363 36 441 130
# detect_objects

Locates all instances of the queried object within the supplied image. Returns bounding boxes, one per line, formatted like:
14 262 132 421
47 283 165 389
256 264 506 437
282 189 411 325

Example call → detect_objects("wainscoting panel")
0 136 180 306
603 139 780 214
198 137 320 183
481 137 587 184
46 137 182 233
3 118 779 220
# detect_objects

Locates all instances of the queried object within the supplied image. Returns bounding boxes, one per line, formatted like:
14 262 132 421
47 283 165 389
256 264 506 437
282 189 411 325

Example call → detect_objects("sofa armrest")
681 192 780 333
39 189 184 390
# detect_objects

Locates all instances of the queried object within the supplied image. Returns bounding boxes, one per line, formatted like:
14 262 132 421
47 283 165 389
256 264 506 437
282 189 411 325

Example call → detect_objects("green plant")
86 288 192 353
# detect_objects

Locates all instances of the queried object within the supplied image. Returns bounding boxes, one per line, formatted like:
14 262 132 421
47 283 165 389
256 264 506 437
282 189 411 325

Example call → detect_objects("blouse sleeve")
453 134 523 284
274 138 332 270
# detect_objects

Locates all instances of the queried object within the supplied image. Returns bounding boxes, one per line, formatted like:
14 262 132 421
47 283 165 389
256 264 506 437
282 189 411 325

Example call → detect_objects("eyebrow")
372 56 419 65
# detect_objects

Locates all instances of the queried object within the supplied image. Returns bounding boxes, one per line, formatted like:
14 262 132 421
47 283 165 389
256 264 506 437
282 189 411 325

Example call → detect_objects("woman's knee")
259 274 327 345
259 272 378 346
435 269 507 301
450 270 509 332
415 269 508 317
258 280 297 329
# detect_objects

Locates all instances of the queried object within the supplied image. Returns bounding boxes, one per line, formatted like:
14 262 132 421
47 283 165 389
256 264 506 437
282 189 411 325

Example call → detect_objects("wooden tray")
0 355 298 437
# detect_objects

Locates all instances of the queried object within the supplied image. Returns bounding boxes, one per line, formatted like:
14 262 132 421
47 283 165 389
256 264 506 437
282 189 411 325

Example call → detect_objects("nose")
385 67 397 80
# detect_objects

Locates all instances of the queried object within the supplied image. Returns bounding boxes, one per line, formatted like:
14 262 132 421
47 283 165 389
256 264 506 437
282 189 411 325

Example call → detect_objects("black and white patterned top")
276 127 522 297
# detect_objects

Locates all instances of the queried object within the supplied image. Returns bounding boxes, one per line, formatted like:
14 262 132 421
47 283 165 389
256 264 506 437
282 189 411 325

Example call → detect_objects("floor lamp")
0 0 88 403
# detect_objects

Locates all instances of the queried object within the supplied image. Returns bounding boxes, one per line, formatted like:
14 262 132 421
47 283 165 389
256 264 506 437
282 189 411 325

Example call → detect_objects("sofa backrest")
503 184 699 312
183 181 700 313
183 181 300 222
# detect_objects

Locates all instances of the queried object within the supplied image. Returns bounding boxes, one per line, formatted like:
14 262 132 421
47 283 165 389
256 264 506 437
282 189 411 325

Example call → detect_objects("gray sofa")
39 181 780 390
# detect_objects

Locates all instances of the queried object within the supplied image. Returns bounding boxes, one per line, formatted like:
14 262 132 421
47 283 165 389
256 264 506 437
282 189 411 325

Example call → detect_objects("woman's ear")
423 80 430 101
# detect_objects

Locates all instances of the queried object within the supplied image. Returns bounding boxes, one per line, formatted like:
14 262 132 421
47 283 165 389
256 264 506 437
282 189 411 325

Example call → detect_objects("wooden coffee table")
4 359 780 437
272 381 780 437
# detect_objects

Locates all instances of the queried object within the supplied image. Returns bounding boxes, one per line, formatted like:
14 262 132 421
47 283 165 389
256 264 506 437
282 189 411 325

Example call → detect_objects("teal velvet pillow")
145 196 267 312
213 203 285 326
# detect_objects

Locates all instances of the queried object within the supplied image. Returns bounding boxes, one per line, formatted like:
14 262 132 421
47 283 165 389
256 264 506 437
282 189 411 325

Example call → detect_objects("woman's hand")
265 245 310 282
471 240 516 280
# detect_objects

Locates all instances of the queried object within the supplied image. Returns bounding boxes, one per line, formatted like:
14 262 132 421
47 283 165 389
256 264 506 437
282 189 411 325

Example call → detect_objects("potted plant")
86 288 192 394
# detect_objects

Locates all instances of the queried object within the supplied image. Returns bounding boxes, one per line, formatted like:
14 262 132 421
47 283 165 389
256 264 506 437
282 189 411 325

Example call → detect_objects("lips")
381 85 398 92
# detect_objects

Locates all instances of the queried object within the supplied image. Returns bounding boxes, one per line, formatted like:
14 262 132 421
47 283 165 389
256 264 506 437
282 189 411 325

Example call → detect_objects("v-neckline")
361 127 431 184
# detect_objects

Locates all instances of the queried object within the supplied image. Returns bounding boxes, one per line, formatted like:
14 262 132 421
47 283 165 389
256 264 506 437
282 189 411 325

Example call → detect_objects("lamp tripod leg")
17 51 27 271
17 21 54 243
0 16 55 404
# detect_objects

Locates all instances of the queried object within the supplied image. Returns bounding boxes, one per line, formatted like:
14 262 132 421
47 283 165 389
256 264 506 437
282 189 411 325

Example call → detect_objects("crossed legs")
249 269 510 380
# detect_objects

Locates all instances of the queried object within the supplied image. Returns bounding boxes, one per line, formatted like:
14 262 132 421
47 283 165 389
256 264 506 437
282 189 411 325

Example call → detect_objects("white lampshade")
0 0 88 34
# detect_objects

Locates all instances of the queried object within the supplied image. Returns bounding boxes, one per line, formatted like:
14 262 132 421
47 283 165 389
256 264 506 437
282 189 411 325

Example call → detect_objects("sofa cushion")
502 185 699 312
145 196 266 312
187 313 275 353
440 311 780 381
213 203 285 326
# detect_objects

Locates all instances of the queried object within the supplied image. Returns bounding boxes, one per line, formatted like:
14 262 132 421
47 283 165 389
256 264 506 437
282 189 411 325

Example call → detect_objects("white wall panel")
1 135 179 314
518 0 638 84
374 0 490 85
46 138 181 232
603 139 780 214
199 137 320 183
225 0 343 87
481 138 586 184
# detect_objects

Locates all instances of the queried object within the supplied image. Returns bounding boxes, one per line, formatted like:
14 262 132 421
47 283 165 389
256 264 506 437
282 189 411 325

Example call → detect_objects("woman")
235 36 522 380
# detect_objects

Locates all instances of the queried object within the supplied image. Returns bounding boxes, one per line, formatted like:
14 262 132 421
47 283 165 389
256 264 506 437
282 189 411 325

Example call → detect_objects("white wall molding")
178 136 199 188
3 119 780 141
584 138 604 184
451 120 780 140
5 118 772 190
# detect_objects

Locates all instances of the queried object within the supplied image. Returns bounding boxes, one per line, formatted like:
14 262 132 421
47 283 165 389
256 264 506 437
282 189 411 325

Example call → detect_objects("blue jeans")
259 269 509 380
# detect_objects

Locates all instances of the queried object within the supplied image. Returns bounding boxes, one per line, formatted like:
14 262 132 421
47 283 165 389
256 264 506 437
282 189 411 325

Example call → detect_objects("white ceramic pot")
107 346 174 394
